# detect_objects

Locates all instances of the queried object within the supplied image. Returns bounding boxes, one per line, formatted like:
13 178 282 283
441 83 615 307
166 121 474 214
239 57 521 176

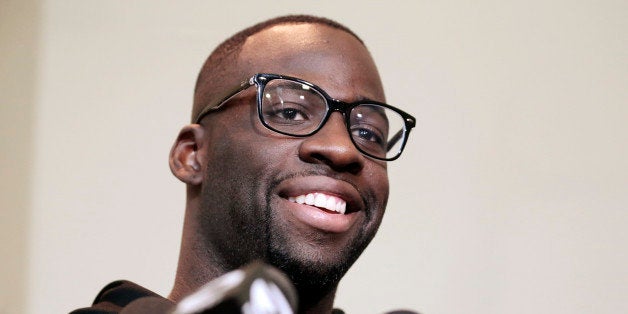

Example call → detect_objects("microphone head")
172 261 298 314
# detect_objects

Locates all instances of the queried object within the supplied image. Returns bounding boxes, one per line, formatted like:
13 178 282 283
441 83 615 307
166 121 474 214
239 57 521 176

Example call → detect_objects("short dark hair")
192 15 365 121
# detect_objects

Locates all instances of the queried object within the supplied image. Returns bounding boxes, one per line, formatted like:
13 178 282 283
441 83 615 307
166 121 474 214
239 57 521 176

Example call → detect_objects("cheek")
363 166 390 225
366 165 390 200
204 119 299 198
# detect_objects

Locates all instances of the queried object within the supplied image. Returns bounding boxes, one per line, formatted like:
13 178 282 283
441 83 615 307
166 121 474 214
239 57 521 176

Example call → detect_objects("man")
71 15 415 314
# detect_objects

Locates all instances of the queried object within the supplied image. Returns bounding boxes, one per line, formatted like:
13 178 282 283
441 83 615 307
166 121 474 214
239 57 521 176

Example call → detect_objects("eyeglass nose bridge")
312 98 358 137
324 98 354 122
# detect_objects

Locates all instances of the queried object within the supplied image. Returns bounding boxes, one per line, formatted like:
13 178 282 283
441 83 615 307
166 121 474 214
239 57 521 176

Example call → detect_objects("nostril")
309 152 327 163
305 150 363 174
341 160 363 174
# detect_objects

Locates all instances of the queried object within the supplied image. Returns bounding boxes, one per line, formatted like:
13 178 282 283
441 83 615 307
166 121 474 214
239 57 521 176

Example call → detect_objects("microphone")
172 261 298 314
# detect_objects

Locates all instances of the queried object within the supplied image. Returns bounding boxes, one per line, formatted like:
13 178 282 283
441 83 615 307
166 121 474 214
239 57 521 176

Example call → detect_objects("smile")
287 193 347 214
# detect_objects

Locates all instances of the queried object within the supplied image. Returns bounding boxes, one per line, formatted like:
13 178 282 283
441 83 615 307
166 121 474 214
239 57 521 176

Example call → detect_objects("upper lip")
276 175 365 214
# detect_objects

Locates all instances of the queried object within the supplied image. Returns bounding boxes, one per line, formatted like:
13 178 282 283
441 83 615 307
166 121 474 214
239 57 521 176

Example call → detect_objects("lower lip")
281 198 358 233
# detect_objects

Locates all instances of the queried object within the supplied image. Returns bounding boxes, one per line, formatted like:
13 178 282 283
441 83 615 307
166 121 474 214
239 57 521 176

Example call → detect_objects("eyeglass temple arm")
194 78 255 123
387 116 416 151
387 130 403 152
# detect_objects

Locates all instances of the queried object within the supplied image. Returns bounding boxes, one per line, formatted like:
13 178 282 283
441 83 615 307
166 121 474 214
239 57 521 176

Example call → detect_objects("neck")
168 232 226 302
298 287 337 314
169 199 228 302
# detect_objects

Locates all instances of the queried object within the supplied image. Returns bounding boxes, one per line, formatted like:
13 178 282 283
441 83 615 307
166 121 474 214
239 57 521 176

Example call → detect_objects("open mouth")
287 192 347 214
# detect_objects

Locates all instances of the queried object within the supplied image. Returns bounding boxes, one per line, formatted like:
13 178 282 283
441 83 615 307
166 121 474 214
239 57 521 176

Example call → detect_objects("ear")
169 124 205 185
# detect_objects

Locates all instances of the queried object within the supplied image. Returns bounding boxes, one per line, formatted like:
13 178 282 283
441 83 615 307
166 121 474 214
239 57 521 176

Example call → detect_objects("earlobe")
169 124 205 185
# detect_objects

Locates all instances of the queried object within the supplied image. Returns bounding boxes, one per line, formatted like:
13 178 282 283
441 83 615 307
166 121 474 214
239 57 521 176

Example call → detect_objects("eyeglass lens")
260 78 407 160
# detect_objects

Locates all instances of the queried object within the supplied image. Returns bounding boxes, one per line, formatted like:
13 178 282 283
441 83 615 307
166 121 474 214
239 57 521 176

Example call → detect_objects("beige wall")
0 1 38 313
1 1 626 313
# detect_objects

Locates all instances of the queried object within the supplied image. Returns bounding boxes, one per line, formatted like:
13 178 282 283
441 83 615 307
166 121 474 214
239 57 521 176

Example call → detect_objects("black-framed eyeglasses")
195 73 416 161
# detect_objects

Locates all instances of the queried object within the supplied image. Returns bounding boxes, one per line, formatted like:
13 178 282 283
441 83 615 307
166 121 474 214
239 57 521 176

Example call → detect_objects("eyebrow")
340 95 385 105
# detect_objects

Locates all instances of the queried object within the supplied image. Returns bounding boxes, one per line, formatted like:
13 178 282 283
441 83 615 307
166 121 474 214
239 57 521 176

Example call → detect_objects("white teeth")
305 193 315 205
287 192 347 214
338 202 346 213
325 197 336 211
314 194 327 207
296 195 305 204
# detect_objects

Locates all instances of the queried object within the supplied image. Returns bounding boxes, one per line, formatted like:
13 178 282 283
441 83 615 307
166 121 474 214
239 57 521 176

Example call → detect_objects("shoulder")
69 280 174 314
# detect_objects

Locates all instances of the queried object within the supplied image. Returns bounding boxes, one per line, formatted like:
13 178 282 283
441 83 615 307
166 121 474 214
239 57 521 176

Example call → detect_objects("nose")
298 112 364 173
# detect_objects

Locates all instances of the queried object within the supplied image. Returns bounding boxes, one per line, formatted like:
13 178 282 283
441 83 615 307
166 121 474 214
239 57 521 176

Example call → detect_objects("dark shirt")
69 280 417 313
69 280 352 314
69 280 174 314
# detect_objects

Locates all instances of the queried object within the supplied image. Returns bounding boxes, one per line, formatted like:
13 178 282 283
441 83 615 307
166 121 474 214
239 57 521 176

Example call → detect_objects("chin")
268 248 349 300
266 230 372 300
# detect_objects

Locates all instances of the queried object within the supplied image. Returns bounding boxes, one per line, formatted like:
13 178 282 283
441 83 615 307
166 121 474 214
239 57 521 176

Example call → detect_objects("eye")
351 125 385 146
349 105 391 152
273 106 306 121
264 102 311 124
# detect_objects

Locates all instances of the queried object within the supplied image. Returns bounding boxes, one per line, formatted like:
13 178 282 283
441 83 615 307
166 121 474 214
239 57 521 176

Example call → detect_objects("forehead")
238 23 385 102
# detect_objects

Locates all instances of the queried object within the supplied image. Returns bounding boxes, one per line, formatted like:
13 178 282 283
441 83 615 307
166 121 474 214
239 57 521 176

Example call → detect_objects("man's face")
196 24 389 293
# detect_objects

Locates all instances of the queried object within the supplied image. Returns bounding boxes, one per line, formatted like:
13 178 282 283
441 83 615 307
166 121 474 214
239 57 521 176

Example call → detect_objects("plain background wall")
1 1 626 313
